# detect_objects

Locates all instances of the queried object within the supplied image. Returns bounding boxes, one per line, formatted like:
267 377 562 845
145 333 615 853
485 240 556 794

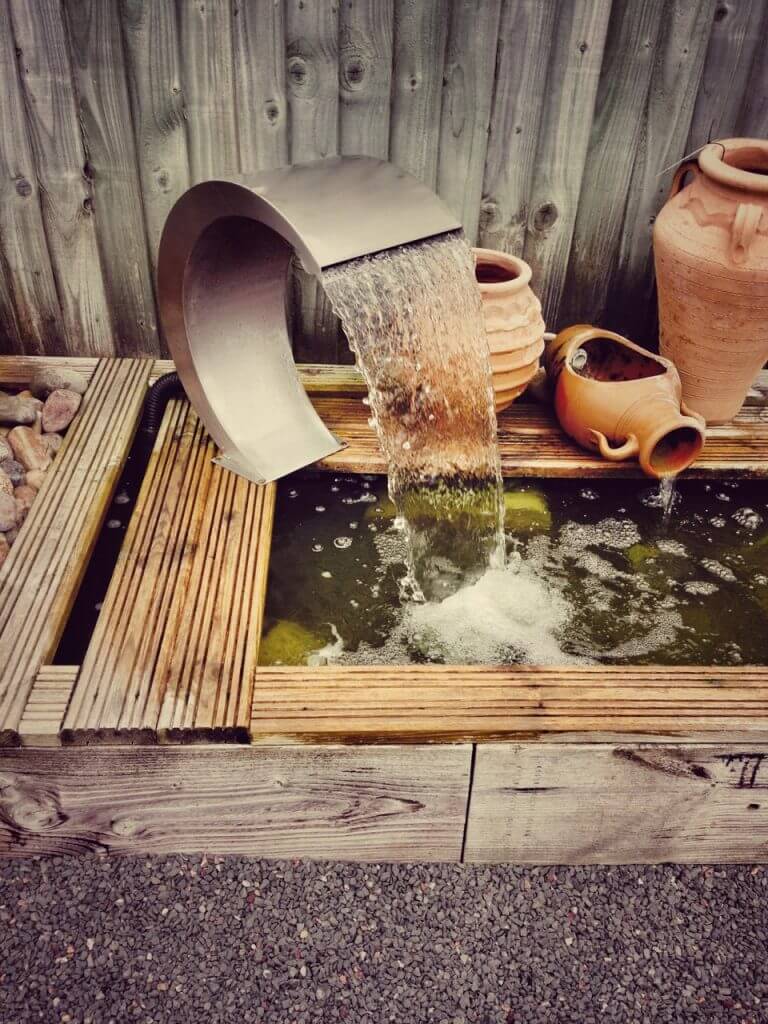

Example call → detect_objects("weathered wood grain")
464 742 768 863
120 0 190 279
560 0 666 328
0 744 471 860
389 0 449 187
9 0 114 356
233 0 290 172
478 0 557 256
17 666 79 747
63 402 276 744
339 0 394 159
285 0 344 365
522 0 612 328
0 354 100 385
687 0 764 149
736 0 768 138
605 0 713 344
253 665 768 745
0 359 151 745
0 0 64 356
64 0 159 356
436 0 502 242
178 0 238 182
310 392 768 478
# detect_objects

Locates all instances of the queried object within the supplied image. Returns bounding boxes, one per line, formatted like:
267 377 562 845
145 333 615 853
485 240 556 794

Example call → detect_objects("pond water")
261 474 768 667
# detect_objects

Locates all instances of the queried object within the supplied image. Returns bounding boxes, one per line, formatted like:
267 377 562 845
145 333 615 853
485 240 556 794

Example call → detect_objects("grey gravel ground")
1 858 767 1024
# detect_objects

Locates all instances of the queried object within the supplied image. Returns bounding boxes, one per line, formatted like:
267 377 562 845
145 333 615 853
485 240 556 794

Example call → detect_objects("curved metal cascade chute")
157 156 462 483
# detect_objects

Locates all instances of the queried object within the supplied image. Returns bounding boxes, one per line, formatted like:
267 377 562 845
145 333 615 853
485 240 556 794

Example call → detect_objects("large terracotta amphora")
473 247 545 413
653 137 768 423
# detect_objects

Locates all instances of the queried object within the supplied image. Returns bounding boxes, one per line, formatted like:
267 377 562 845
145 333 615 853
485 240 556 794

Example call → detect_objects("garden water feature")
261 474 768 668
323 231 504 602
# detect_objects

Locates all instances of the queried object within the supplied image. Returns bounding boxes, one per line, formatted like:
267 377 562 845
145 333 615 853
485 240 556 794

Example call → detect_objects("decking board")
63 401 276 744
252 665 768 744
0 358 151 745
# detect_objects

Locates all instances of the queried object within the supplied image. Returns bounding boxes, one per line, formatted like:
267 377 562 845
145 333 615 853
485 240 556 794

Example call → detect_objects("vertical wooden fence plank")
233 0 290 172
64 0 159 357
436 0 502 243
285 0 343 363
478 0 558 257
389 0 449 188
560 0 665 329
687 0 764 149
120 0 190 280
178 0 238 182
736 1 768 138
9 0 114 356
522 0 612 329
605 0 713 345
0 0 64 356
339 0 394 159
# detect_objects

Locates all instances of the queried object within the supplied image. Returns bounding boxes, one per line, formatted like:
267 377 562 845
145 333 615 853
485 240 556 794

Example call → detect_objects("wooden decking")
1 355 768 863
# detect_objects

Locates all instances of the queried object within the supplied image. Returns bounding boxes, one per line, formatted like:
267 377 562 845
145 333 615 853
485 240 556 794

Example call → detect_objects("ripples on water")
323 231 503 602
262 475 768 668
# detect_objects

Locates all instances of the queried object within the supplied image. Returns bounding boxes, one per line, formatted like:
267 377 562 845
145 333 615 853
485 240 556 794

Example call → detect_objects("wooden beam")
464 742 768 863
0 358 151 745
0 743 471 860
63 402 276 744
252 665 768 745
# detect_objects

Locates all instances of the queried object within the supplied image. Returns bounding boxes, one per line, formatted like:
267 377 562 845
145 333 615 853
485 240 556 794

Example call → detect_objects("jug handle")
731 202 763 265
669 159 699 198
680 399 706 429
589 429 640 461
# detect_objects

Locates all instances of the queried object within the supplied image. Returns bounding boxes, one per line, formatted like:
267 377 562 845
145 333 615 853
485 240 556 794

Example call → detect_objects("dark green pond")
261 474 768 667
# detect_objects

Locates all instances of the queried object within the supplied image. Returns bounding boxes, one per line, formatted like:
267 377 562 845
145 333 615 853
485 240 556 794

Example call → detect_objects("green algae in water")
261 474 768 667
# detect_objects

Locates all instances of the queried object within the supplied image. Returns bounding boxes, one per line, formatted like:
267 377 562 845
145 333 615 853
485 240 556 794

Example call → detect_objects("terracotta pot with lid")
653 137 768 424
472 247 546 413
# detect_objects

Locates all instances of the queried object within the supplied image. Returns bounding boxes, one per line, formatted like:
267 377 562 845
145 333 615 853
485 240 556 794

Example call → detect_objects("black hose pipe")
140 371 184 439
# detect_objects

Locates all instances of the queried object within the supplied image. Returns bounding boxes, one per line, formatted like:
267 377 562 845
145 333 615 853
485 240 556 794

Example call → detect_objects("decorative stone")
0 492 18 532
42 389 81 433
0 392 38 426
0 533 9 568
0 459 25 486
0 470 12 496
5 526 18 545
41 432 63 456
14 484 36 524
0 437 11 462
25 469 46 491
29 367 88 398
7 427 51 472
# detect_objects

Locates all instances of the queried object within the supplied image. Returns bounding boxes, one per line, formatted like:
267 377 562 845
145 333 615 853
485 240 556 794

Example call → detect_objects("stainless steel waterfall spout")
157 156 462 483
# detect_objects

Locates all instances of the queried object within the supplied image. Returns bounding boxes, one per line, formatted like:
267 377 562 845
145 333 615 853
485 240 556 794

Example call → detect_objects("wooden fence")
0 0 766 362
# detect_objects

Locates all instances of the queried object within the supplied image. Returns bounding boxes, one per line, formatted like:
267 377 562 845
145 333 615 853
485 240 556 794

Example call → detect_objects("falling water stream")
323 231 504 602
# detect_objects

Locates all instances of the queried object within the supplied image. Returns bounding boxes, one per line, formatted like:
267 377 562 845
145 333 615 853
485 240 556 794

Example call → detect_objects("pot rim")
640 418 706 479
562 328 676 385
698 137 768 195
472 246 532 293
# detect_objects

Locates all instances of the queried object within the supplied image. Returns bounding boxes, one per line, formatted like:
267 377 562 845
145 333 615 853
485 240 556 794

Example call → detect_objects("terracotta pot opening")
475 260 518 285
699 140 768 193
722 146 768 176
573 337 665 383
649 426 704 476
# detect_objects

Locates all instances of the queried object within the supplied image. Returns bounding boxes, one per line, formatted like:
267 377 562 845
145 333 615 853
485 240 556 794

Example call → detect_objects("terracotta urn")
544 325 706 479
473 247 545 413
654 137 768 424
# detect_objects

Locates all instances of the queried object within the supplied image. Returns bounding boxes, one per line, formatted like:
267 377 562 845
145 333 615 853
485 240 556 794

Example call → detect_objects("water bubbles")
709 516 726 528
701 559 737 582
657 539 687 557
315 505 326 512
312 543 323 552
334 537 353 549
289 489 298 498
579 488 598 501
349 521 359 530
733 507 763 530
684 580 719 596
716 492 731 502
107 519 121 529
320 571 332 579
114 490 130 506
331 485 339 493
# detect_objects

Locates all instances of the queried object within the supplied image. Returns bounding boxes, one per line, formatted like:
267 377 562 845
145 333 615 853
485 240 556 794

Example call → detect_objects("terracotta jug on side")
654 137 768 423
473 247 545 413
544 325 706 479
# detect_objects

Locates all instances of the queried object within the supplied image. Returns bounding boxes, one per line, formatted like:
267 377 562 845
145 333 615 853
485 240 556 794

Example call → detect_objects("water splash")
323 231 504 601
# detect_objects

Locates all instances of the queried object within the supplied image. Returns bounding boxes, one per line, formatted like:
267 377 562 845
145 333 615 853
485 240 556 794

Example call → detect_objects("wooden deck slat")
64 402 277 744
251 665 768 744
17 666 79 746
0 359 150 745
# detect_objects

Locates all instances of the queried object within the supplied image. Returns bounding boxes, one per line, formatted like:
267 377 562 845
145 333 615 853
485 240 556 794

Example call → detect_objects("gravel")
1 858 767 1023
